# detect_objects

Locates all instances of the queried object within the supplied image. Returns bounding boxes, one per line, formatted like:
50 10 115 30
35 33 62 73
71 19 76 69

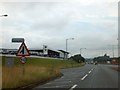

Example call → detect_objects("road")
33 64 119 89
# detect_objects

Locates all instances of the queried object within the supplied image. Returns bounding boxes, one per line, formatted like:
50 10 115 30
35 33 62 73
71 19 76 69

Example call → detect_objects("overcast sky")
0 0 119 58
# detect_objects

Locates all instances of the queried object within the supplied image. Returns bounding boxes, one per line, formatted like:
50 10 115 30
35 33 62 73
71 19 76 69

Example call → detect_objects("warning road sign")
16 42 30 56
20 56 26 64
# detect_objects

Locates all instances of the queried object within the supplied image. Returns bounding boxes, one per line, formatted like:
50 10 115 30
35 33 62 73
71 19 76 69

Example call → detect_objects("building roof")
58 50 69 54
1 48 69 54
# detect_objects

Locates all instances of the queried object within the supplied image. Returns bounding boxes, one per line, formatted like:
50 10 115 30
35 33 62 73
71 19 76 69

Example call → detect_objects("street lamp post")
108 45 117 58
118 38 120 57
112 45 115 58
80 48 86 55
66 38 74 59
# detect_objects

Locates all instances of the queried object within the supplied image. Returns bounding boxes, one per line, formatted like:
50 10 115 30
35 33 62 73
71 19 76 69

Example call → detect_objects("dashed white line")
69 68 95 90
91 68 94 71
69 84 77 90
88 70 92 74
81 68 95 81
46 83 51 85
81 74 88 80
55 86 59 87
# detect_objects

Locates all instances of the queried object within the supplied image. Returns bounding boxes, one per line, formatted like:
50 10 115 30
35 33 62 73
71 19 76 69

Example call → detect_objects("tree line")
69 54 85 63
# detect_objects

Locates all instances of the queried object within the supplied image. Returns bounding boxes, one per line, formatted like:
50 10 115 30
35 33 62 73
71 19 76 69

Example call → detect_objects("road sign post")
20 56 26 64
16 42 30 56
22 64 25 75
20 56 26 75
16 41 30 75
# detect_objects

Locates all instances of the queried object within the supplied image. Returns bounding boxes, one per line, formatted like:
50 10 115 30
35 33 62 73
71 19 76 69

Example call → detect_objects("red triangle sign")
16 42 30 56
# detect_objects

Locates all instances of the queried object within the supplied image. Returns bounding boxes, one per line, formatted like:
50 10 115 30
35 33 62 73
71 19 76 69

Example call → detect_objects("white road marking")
91 68 94 71
46 83 51 84
88 70 91 74
69 84 77 90
55 86 59 87
81 74 88 80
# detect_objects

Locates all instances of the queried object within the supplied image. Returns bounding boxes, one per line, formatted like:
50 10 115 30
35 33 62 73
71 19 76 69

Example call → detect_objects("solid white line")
88 70 92 74
81 74 88 80
69 84 77 90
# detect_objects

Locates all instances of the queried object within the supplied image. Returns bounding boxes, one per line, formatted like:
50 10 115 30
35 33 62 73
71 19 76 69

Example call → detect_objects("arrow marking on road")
69 84 77 90
81 74 88 80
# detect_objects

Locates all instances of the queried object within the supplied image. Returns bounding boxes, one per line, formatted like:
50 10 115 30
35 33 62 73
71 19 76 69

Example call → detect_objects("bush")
69 54 85 63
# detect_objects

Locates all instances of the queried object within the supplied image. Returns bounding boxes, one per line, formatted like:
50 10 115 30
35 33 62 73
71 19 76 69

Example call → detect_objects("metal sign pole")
22 64 25 75
20 56 26 75
12 38 30 76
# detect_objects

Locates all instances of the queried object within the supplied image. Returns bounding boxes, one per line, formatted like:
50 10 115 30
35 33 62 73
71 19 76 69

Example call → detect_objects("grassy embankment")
2 56 84 89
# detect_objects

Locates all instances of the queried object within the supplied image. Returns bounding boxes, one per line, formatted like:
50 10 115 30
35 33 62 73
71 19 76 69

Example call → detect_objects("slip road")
33 64 118 89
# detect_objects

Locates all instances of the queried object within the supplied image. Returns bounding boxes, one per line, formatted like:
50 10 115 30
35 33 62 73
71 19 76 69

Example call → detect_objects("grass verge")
2 56 84 89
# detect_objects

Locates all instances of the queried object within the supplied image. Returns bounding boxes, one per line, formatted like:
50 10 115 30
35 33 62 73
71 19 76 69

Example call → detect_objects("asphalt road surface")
34 64 118 89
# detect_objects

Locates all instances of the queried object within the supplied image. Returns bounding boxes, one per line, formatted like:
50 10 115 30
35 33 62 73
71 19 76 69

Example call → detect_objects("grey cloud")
1 1 118 58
